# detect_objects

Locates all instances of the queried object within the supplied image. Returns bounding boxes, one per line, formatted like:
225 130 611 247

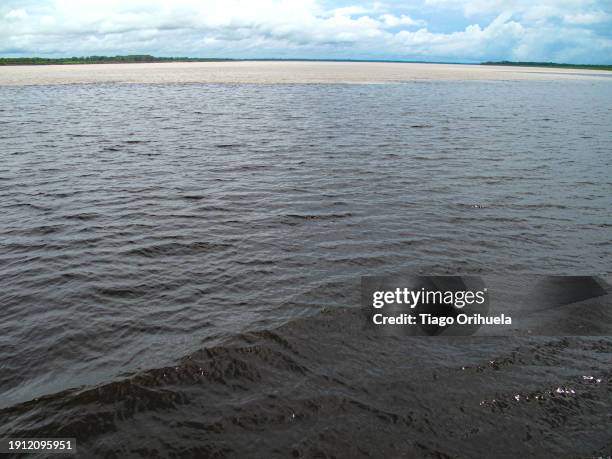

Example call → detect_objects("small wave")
125 241 231 257
215 144 243 148
280 213 353 225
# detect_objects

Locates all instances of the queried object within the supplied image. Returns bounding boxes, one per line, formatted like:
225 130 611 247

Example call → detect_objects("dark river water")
1 81 611 457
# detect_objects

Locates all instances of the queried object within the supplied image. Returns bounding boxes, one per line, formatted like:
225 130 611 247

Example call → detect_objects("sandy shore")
0 61 610 86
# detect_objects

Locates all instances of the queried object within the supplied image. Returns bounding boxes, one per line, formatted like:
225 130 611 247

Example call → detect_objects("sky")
1 0 611 63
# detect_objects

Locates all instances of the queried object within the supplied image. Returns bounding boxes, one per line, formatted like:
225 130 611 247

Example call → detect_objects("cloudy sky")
1 0 611 63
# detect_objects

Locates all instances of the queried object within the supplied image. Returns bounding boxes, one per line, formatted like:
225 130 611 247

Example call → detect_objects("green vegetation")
0 55 234 65
482 61 612 71
0 56 610 70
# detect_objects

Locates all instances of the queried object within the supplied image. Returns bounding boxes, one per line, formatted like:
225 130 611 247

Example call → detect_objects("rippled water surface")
1 81 611 457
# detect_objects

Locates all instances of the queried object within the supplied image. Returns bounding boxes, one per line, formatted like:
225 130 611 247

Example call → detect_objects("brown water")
0 79 611 457
0 61 610 86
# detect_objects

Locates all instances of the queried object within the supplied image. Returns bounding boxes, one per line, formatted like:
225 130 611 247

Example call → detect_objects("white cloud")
379 14 425 28
5 8 28 20
329 6 371 17
424 0 611 23
563 11 610 24
390 13 525 60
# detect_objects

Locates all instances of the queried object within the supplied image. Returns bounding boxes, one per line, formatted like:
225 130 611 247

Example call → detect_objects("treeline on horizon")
482 60 612 71
0 55 234 65
0 55 610 70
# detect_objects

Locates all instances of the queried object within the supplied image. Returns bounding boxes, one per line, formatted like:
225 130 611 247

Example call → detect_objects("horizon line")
1 55 611 67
